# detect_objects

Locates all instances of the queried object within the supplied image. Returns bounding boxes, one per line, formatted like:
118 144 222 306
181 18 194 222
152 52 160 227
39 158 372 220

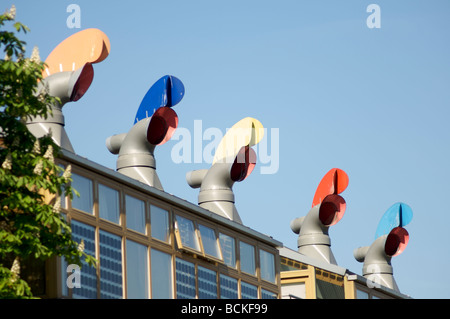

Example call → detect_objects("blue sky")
5 0 450 299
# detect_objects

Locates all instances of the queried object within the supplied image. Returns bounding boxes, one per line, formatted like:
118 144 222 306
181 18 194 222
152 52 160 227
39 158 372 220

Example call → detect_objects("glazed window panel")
261 288 277 299
175 258 196 299
99 230 123 299
151 205 170 242
239 241 256 276
58 165 67 210
316 279 345 299
198 266 217 299
198 224 222 260
219 274 238 299
71 173 93 214
175 215 200 251
61 257 68 297
356 289 369 299
259 249 276 283
125 195 146 234
241 281 258 299
60 193 67 210
151 249 173 299
70 220 97 299
126 240 148 299
99 184 120 224
219 233 236 268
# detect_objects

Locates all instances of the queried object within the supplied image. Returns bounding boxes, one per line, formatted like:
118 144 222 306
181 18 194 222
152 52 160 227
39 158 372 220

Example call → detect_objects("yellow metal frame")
280 266 316 299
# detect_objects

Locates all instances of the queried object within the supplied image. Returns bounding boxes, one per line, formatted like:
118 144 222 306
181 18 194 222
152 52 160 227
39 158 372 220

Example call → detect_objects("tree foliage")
0 5 96 298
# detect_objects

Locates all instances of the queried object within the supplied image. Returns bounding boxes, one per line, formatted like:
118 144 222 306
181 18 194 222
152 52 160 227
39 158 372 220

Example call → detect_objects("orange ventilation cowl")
290 168 349 265
26 29 110 152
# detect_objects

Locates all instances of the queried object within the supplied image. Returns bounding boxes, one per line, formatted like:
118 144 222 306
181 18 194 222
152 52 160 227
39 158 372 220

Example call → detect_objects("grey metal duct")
290 194 345 265
26 28 110 152
353 203 412 292
186 117 264 224
26 64 94 152
353 235 399 292
290 168 348 265
106 75 183 190
106 106 178 190
187 146 256 224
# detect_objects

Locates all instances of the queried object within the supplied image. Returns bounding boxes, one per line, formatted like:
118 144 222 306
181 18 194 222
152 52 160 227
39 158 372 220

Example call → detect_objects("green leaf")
0 10 80 298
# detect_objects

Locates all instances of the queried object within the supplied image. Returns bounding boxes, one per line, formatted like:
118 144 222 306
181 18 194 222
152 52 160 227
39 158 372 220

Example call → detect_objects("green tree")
0 5 95 298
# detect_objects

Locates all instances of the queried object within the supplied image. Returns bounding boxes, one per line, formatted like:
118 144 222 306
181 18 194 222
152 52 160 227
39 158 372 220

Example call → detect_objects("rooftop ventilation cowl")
26 28 110 152
353 202 413 292
290 168 349 265
186 117 264 224
106 75 184 190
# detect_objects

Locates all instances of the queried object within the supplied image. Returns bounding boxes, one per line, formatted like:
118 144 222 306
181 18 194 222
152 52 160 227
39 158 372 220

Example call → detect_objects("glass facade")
58 160 280 300
99 230 123 299
58 164 67 209
126 195 146 234
261 288 278 299
241 281 258 299
99 184 120 224
70 220 97 299
260 249 276 283
71 173 93 214
151 249 173 299
198 266 217 299
175 215 200 251
315 279 345 299
219 274 238 299
36 136 408 300
356 289 369 299
151 205 170 242
176 258 196 299
198 224 221 260
240 241 256 276
219 233 236 268
126 240 148 299
354 283 390 299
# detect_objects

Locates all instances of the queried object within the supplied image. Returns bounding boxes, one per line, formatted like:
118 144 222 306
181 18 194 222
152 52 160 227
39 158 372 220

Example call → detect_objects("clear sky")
5 0 450 299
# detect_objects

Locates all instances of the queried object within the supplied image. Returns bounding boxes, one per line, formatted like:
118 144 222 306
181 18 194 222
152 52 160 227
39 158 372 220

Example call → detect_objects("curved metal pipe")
112 117 161 189
353 235 400 292
197 162 241 223
290 194 345 265
26 64 93 152
186 169 208 189
354 227 410 292
106 107 178 190
187 146 256 224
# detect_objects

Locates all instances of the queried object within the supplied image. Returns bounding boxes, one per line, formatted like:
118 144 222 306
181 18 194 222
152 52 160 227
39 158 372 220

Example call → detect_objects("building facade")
45 150 281 299
28 150 409 300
